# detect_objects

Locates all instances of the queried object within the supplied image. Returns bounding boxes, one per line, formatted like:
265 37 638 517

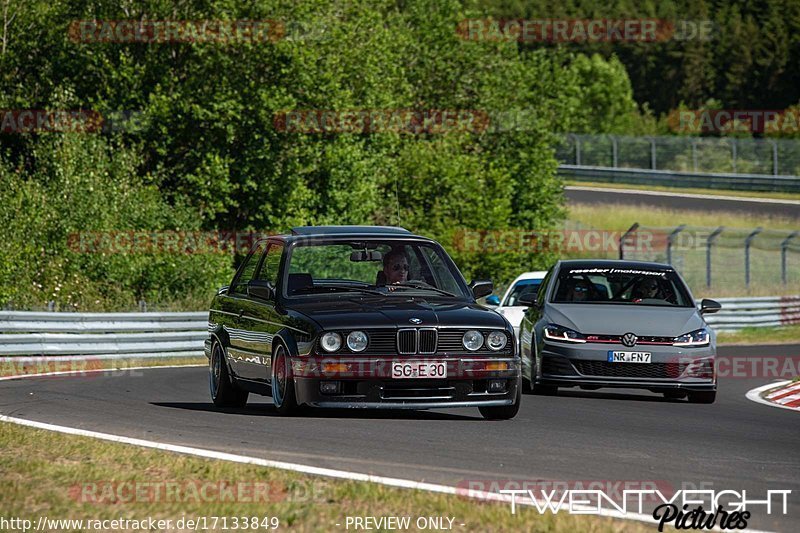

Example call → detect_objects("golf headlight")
486 331 508 351
462 330 484 351
543 324 586 344
320 332 342 352
673 328 710 347
346 330 368 352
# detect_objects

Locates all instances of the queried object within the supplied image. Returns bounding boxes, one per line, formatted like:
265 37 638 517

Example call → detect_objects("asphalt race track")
1 345 799 531
565 187 800 219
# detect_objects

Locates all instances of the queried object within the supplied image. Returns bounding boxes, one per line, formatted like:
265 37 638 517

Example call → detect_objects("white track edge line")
746 380 799 412
565 185 800 205
0 366 776 532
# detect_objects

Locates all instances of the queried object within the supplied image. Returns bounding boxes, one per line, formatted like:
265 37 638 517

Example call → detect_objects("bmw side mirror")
485 295 501 306
700 298 721 314
247 279 275 301
469 280 493 299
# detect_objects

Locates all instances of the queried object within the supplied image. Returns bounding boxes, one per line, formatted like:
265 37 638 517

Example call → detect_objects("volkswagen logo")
621 333 638 347
409 317 422 324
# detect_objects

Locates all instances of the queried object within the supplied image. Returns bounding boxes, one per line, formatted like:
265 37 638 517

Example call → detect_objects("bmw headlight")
346 330 368 352
486 331 508 351
673 328 710 347
462 330 484 351
320 332 342 352
543 324 586 344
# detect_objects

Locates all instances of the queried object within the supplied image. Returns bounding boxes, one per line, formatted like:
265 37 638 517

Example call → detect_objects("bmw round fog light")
488 379 506 392
320 381 341 394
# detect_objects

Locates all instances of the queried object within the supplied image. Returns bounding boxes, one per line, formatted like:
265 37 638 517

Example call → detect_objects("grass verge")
567 202 800 232
716 324 800 345
0 422 651 532
565 180 800 203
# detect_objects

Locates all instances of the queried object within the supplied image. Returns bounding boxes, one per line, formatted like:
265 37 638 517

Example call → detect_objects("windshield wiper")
292 286 385 296
387 281 459 297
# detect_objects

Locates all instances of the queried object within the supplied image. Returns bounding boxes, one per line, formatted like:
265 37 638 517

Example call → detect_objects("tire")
479 382 521 420
209 341 249 408
271 343 299 415
687 390 716 404
522 336 555 395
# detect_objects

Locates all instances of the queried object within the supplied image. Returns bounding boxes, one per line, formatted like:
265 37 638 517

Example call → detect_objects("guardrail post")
731 139 737 173
47 301 55 312
574 135 581 166
706 226 724 288
139 299 147 312
691 139 698 172
781 231 799 285
744 228 762 288
771 140 779 176
650 138 656 170
611 135 619 168
666 224 686 265
619 223 640 260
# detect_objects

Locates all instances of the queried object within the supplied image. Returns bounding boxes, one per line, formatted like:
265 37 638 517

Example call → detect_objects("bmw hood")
546 303 705 337
289 297 510 331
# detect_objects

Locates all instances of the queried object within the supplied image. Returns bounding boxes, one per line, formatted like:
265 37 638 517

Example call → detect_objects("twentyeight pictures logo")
496 488 791 531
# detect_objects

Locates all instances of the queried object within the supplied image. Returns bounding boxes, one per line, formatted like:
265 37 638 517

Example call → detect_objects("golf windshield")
551 267 693 307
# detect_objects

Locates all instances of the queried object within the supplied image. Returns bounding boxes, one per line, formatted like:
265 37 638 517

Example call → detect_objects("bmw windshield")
283 239 472 299
551 266 693 307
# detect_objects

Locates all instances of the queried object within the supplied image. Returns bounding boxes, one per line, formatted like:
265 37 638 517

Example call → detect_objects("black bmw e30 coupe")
205 225 521 419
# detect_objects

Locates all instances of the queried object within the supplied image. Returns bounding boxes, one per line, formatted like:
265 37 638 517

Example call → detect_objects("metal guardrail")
702 296 800 332
0 311 207 358
558 165 800 193
0 298 797 360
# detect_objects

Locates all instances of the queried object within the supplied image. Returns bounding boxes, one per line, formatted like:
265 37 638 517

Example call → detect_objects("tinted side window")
231 241 268 295
257 243 284 286
537 269 553 308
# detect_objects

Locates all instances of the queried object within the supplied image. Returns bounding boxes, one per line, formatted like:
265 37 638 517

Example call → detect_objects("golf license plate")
607 351 652 363
391 360 447 379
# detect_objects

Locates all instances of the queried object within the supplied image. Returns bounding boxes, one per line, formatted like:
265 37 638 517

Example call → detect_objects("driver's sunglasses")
573 286 588 292
391 263 410 272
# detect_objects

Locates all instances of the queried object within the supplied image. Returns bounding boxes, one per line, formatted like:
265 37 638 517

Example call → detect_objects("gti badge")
409 317 422 324
621 332 638 347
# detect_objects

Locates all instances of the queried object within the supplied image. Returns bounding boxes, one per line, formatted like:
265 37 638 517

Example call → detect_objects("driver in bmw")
382 248 410 285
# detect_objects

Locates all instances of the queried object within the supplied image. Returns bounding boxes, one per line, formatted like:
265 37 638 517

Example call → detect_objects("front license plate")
391 361 447 379
608 351 652 363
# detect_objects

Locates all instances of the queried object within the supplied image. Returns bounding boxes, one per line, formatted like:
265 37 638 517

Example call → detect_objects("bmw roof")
290 225 412 236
